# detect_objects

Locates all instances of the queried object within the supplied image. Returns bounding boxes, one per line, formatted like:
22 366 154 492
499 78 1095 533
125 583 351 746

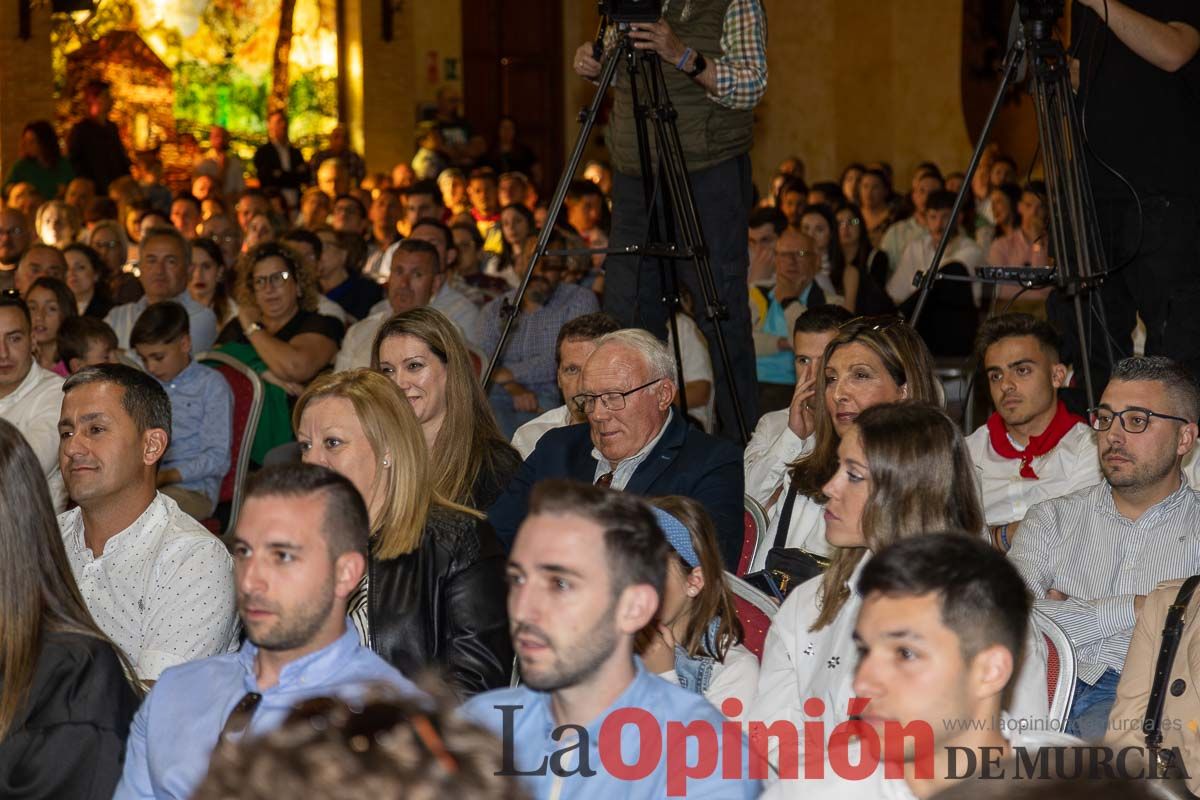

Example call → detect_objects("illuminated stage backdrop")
52 0 338 175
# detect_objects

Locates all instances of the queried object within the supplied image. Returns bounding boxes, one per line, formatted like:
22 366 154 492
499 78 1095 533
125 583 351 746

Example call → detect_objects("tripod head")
1019 0 1064 40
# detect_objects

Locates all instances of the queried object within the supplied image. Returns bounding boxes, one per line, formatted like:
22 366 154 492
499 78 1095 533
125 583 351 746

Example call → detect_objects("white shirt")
658 643 760 721
105 291 219 354
0 363 66 511
335 310 390 372
888 233 985 306
59 493 239 680
669 313 715 432
744 409 813 507
966 421 1102 527
366 283 480 340
748 554 1051 782
511 404 575 459
763 722 1081 798
592 409 674 489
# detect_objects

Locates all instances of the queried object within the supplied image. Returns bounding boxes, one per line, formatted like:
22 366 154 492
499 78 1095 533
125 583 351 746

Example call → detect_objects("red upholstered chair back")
733 597 771 660
739 496 768 577
199 351 264 536
1044 632 1060 708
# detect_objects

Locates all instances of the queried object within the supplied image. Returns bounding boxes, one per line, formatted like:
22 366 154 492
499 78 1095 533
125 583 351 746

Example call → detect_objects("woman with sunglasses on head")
748 403 1050 776
0 418 140 798
640 496 758 719
746 317 939 574
371 307 521 509
800 203 894 316
217 242 345 400
294 370 512 696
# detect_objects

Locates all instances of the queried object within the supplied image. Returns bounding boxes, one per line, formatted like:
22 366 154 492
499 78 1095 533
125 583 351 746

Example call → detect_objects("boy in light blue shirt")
131 300 232 520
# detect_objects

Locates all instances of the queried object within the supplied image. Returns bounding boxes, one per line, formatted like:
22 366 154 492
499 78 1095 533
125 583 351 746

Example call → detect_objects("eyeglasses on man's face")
252 270 291 290
1089 406 1191 434
572 377 663 415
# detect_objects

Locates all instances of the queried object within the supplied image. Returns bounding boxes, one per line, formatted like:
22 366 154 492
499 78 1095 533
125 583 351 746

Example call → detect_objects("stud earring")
382 459 390 467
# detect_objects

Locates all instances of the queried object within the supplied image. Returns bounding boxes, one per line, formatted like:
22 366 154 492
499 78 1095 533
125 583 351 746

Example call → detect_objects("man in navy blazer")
488 329 745 570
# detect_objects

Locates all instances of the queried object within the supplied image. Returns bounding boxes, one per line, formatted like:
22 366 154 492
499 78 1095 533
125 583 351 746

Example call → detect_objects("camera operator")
573 0 767 441
1065 0 1200 385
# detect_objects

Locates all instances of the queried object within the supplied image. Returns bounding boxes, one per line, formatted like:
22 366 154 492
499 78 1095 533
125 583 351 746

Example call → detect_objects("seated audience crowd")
7 88 1200 800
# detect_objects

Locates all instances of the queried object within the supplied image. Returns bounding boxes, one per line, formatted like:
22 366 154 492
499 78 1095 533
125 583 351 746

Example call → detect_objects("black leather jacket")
367 505 512 696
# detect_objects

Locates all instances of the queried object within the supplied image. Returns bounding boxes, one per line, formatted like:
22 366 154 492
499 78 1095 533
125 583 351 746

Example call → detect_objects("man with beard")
464 480 757 799
966 315 1101 551
1009 355 1200 740
475 228 599 437
113 463 417 800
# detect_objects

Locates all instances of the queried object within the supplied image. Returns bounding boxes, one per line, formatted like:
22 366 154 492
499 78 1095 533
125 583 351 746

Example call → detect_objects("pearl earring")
382 459 390 467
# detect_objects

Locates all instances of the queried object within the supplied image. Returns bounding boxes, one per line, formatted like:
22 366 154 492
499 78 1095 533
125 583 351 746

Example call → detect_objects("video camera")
599 0 661 24
1019 0 1064 24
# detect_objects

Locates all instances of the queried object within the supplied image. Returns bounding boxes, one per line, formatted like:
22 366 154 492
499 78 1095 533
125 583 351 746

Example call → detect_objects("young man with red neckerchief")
965 314 1101 551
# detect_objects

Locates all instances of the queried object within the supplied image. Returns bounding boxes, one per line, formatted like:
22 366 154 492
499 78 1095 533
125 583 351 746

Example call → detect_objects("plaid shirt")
666 0 767 111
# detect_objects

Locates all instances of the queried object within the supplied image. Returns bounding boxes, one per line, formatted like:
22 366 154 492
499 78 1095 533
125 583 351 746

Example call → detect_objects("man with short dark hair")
104 226 218 353
0 207 31 288
488 329 744 568
67 79 131 193
169 193 202 237
113 463 418 800
967 314 1101 551
0 294 66 509
511 311 622 457
465 479 757 799
748 206 787 288
564 178 605 247
476 229 600 436
334 239 446 371
253 110 310 213
198 213 241 271
329 193 367 237
14 242 66 296
57 364 238 681
770 534 1078 798
888 189 984 307
1009 355 1200 739
880 169 945 274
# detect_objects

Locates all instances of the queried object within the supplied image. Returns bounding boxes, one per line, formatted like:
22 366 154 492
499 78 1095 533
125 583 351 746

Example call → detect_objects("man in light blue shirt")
131 300 232 519
105 226 218 354
464 479 757 799
114 463 419 800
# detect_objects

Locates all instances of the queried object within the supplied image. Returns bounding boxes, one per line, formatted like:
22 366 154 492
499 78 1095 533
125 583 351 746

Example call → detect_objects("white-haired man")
488 328 745 570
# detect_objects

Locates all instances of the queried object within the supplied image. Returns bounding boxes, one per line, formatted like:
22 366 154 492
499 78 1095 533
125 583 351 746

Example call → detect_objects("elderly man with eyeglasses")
1009 355 1200 741
487 328 744 570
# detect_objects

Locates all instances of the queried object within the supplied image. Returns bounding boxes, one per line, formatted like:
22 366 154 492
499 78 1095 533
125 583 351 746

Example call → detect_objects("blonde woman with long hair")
749 403 1050 776
371 307 521 509
295 369 512 695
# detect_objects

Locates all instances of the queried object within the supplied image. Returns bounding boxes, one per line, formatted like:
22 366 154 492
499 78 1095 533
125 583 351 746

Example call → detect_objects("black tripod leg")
482 47 622 386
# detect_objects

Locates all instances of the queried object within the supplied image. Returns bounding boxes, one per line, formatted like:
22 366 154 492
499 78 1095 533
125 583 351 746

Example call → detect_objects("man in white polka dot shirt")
57 364 238 682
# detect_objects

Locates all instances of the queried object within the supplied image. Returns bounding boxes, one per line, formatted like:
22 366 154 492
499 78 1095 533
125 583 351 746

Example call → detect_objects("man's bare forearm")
1079 0 1200 72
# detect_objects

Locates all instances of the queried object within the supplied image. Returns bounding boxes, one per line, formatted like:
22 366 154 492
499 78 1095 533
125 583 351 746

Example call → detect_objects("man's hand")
1135 594 1147 615
573 42 602 80
505 381 539 413
788 376 817 440
1046 588 1069 602
627 18 687 66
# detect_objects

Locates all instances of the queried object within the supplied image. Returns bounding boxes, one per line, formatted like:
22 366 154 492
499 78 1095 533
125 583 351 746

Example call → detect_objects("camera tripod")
908 4 1115 409
482 19 750 443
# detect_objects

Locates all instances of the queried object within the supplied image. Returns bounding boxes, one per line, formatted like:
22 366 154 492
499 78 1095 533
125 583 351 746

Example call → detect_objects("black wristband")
685 51 707 78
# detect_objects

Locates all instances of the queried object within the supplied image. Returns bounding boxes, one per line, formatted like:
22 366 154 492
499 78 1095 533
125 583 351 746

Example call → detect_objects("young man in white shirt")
510 311 620 458
766 533 1078 798
57 363 238 682
744 304 853 507
888 190 984 307
0 294 66 510
967 314 1101 551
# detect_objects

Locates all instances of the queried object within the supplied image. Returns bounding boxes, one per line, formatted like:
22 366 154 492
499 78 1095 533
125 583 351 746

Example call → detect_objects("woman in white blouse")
640 496 759 720
748 403 1050 778
749 318 939 572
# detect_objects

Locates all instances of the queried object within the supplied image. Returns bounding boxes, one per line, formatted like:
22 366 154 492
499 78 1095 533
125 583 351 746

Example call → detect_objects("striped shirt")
1008 477 1200 684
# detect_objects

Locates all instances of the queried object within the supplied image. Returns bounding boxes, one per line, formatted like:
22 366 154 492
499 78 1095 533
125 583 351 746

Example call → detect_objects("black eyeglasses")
219 691 263 740
1089 406 1191 434
572 377 662 415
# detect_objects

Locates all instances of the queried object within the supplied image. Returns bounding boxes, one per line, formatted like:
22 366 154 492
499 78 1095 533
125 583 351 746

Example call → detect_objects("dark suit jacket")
488 412 745 570
252 142 311 194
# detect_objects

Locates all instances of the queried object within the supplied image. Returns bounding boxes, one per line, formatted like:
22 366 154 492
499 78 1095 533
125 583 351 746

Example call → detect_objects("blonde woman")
371 307 521 509
295 369 512 695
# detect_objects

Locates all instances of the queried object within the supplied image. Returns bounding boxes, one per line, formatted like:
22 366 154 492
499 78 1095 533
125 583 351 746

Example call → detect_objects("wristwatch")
685 51 707 78
244 321 264 336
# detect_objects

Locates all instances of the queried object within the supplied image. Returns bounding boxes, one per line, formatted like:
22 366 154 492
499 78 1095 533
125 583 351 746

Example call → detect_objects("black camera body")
1019 0 1064 24
599 0 662 24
